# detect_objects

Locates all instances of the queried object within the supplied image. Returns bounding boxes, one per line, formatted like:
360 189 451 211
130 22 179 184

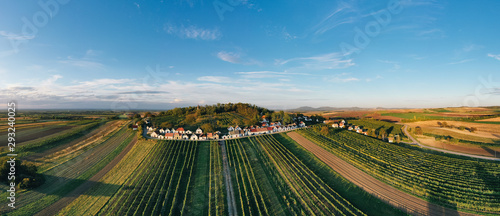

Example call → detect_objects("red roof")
267 127 273 131
262 123 267 126
176 127 185 131
132 125 138 128
165 133 174 137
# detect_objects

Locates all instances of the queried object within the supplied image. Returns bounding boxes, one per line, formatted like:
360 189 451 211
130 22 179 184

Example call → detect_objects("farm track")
287 132 477 216
35 136 138 216
221 140 238 216
0 125 131 214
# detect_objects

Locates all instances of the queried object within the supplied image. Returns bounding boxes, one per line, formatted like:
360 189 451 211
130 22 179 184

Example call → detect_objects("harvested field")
415 135 500 158
478 117 500 122
406 120 500 141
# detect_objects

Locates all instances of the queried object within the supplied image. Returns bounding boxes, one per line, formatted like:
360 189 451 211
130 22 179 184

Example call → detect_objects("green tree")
201 123 215 133
320 126 330 136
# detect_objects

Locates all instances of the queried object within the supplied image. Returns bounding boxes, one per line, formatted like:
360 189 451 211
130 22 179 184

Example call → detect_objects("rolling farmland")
297 128 500 214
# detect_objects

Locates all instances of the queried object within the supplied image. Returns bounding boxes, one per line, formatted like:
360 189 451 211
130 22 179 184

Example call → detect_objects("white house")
332 123 339 128
182 134 190 140
299 121 306 127
190 134 198 140
185 130 193 134
195 128 203 134
227 126 234 131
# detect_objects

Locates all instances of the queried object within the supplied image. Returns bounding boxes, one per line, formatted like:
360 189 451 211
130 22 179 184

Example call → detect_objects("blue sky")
1 0 499 110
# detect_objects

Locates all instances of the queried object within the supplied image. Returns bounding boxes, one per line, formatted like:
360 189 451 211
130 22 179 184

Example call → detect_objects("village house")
227 126 234 131
174 133 182 140
196 128 203 134
229 130 244 138
151 131 160 138
182 134 190 140
199 134 207 140
165 133 174 140
177 128 185 134
132 125 138 131
299 121 306 127
190 134 198 140
207 133 219 140
332 123 339 128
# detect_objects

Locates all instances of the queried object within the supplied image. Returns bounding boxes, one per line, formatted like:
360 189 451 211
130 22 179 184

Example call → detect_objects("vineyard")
348 119 406 138
225 138 272 215
249 135 366 216
216 112 245 126
298 129 500 213
209 141 225 216
98 140 198 215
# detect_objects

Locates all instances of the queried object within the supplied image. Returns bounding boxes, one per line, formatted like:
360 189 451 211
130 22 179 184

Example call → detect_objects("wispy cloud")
324 73 359 83
235 71 309 79
217 51 240 64
448 59 473 65
487 53 500 61
118 90 167 94
216 51 261 65
0 31 35 41
312 2 357 35
277 52 354 70
164 24 221 40
417 28 445 38
197 76 235 83
378 60 401 70
59 57 104 69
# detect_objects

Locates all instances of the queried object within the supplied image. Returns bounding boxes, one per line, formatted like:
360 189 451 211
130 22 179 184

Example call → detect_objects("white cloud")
165 24 221 40
217 51 240 64
197 76 235 83
487 53 500 61
278 52 355 70
0 31 35 41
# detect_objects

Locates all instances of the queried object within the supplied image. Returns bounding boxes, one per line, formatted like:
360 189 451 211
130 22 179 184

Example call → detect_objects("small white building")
195 128 203 134
190 134 198 140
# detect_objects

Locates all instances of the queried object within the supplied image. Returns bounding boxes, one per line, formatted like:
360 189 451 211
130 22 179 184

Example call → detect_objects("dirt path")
220 140 238 216
402 125 500 161
287 132 477 216
35 136 138 216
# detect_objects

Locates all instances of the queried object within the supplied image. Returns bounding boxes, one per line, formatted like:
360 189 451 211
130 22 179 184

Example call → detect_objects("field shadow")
31 174 121 197
480 146 500 158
